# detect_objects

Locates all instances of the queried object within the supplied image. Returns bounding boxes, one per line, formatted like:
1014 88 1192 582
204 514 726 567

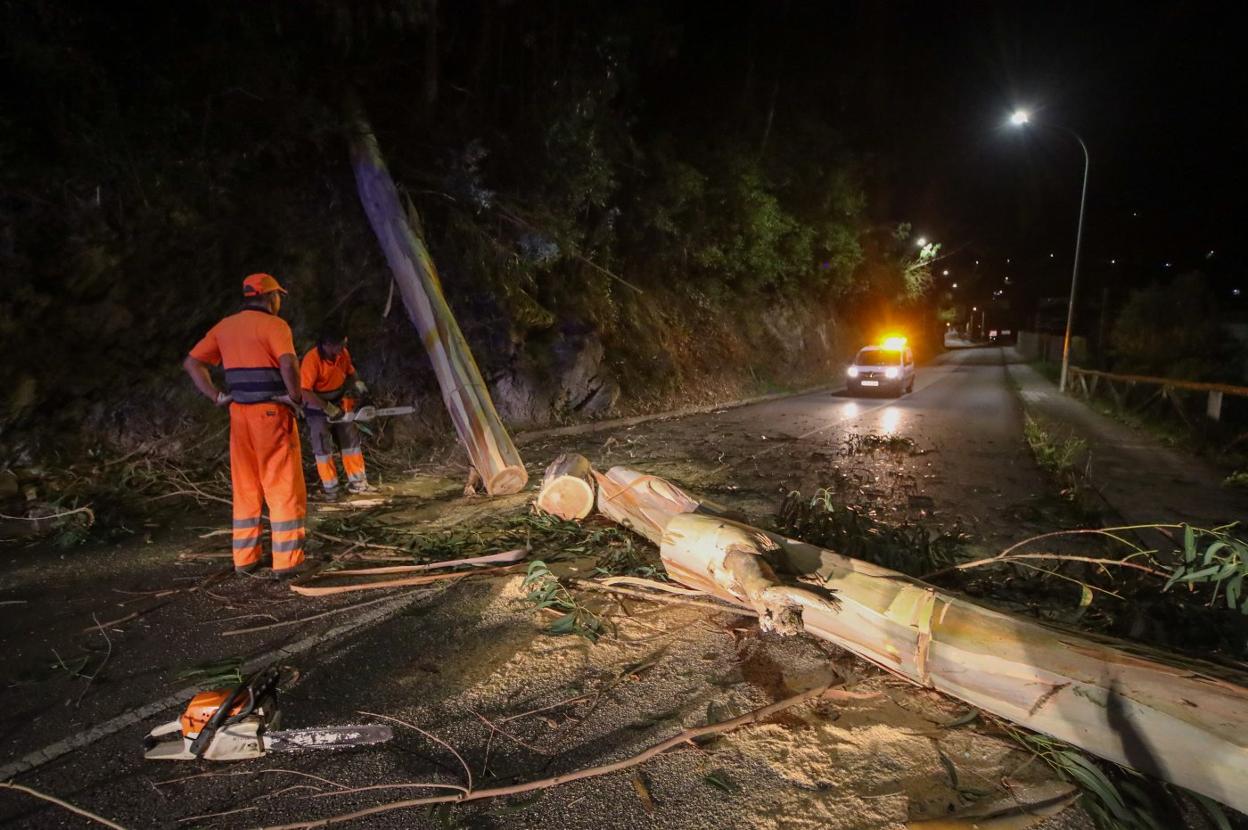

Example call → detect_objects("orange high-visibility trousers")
307 411 367 493
229 403 307 573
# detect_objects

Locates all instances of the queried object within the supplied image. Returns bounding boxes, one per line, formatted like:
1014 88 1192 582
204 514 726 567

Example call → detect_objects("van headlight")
847 366 859 378
884 367 899 379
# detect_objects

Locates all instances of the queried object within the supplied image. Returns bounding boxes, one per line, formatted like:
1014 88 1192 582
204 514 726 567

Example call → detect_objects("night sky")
655 1 1245 315
857 2 1244 308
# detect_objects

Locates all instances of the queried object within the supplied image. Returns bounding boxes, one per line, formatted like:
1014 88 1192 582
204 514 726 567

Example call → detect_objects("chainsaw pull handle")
187 668 279 758
187 681 250 759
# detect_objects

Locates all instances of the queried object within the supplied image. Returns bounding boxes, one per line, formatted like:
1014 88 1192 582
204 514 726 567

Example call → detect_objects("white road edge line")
0 589 434 781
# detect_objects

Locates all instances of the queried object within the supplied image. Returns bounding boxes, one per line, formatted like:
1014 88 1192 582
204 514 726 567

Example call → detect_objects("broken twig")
0 781 127 829
259 681 846 829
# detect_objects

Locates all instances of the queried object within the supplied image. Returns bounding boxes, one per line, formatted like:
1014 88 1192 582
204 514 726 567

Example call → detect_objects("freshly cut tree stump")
346 99 527 496
598 467 1248 814
536 454 596 520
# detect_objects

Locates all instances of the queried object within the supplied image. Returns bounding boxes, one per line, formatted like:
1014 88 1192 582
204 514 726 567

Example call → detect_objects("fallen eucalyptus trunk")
592 465 736 538
599 466 1248 814
536 453 596 520
346 98 527 495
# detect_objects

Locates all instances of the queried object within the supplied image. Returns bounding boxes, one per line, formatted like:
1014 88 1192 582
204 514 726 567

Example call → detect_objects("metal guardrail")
1067 366 1248 422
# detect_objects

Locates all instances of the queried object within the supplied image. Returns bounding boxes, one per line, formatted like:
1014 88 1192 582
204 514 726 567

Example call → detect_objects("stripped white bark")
598 467 1248 814
592 466 701 541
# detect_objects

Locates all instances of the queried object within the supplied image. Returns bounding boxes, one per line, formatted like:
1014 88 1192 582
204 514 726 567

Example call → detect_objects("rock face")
492 325 620 426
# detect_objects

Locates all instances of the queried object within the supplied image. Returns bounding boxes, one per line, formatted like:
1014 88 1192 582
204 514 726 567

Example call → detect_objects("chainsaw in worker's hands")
143 668 392 761
328 404 415 424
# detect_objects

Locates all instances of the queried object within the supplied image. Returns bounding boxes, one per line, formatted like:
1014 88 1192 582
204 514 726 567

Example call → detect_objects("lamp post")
1009 109 1090 393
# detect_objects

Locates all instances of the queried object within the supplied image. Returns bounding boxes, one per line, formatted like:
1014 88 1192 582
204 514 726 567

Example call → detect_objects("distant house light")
1234 288 1243 297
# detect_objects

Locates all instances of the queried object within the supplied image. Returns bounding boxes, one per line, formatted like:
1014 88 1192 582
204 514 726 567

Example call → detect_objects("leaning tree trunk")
346 99 527 495
598 466 1248 814
536 453 596 520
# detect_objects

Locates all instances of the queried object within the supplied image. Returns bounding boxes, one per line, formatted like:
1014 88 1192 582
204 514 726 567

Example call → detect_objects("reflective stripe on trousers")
307 412 365 491
232 516 262 566
229 402 307 571
315 454 339 492
342 447 366 484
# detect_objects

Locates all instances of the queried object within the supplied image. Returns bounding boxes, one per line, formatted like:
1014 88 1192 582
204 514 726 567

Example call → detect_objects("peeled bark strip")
599 467 1248 814
536 454 596 520
593 466 723 542
290 563 521 597
346 100 527 495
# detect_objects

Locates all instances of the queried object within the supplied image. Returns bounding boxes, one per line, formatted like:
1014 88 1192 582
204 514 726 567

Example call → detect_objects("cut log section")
346 98 527 496
536 454 596 520
597 466 1248 814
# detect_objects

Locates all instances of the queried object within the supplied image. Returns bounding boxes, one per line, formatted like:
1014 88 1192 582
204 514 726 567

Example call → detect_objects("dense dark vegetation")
1111 272 1244 382
1 1 940 458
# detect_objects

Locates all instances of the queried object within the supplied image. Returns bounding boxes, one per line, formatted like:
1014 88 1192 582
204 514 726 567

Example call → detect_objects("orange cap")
242 273 288 297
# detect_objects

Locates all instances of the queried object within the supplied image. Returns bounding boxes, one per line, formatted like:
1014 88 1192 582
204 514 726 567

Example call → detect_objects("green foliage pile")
776 488 966 577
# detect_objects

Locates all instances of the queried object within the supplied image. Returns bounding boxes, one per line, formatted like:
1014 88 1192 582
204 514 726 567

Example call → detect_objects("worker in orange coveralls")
300 327 373 499
182 274 308 577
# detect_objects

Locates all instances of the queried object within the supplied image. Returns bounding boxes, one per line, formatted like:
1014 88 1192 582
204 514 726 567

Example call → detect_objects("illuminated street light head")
1010 110 1031 126
916 236 928 247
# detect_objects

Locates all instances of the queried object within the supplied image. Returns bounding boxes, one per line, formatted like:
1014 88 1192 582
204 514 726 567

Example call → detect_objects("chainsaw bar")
329 405 415 424
263 724 393 752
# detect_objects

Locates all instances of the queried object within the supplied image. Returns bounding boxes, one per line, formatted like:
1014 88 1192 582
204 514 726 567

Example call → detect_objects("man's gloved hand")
214 391 233 407
323 401 343 420
352 379 368 397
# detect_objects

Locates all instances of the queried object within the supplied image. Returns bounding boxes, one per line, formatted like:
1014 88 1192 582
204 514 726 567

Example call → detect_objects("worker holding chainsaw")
300 327 373 498
183 274 307 577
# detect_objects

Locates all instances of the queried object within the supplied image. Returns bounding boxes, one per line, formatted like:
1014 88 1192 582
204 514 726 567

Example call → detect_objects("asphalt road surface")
3 346 1216 830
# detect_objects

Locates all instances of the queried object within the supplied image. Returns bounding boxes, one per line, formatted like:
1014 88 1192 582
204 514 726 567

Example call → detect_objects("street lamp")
916 237 928 247
1009 109 1090 394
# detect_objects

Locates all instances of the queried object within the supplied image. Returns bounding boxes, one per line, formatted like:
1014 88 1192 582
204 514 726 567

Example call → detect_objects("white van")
846 342 915 396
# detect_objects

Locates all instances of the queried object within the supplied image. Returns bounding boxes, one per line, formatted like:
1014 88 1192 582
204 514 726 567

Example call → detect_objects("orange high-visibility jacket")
300 347 356 406
190 309 297 402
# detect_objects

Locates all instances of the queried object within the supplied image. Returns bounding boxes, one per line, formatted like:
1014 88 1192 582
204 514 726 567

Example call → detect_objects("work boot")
347 481 375 495
315 488 344 503
235 562 260 577
272 562 309 580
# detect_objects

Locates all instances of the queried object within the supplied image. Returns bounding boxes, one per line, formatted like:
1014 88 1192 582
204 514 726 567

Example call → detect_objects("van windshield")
855 348 902 366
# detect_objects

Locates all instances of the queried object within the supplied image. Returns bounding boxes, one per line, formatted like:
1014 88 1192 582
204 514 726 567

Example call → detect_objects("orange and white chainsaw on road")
143 668 392 761
328 405 415 425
